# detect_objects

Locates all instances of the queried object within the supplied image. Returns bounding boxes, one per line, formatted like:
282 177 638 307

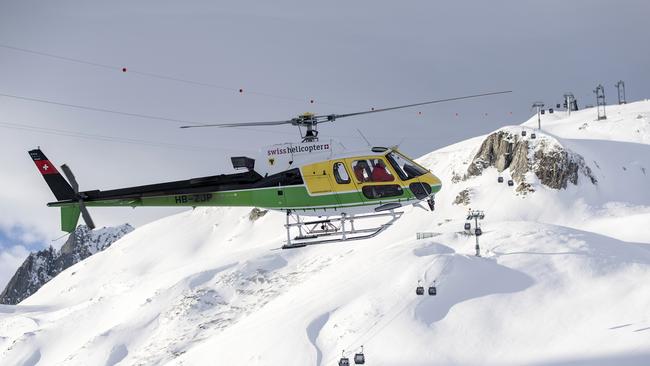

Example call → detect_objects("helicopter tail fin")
28 148 75 201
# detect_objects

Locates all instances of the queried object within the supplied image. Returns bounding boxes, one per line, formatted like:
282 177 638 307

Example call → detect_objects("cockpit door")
329 161 363 207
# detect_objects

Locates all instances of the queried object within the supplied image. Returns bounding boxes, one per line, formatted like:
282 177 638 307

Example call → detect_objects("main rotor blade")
180 120 294 129
325 90 512 120
180 90 511 130
60 164 79 193
79 201 95 230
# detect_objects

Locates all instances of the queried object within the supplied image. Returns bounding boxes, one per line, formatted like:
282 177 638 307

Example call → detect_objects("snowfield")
1 101 650 365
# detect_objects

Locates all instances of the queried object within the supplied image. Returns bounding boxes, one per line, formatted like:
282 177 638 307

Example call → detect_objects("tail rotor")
60 164 95 230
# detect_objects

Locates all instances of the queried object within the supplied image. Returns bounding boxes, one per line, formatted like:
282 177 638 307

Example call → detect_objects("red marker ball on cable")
239 88 243 93
122 67 127 72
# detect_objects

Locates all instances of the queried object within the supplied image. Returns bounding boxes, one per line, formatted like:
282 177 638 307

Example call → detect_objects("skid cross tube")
283 210 403 249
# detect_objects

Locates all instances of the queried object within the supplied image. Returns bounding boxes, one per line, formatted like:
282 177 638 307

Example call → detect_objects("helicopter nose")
429 173 442 194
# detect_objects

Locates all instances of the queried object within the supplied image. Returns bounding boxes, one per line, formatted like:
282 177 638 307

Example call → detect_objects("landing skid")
282 210 403 249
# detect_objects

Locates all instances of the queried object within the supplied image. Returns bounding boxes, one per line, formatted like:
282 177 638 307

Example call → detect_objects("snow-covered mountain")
0 225 133 305
1 102 650 365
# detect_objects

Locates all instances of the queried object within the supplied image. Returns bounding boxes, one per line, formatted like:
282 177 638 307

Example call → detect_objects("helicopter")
29 90 510 248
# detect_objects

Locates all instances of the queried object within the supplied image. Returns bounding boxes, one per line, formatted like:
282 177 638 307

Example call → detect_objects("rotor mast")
296 113 320 142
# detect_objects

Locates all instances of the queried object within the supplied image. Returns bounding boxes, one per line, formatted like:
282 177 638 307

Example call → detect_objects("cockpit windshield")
386 151 429 180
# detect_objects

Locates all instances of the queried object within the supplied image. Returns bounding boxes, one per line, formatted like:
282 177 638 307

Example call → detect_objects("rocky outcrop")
0 224 133 305
248 208 268 221
467 129 597 190
453 188 472 205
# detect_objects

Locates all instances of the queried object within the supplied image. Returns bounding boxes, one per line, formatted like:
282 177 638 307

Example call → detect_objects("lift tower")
615 80 626 105
563 93 575 116
531 102 544 129
594 84 607 120
466 210 485 257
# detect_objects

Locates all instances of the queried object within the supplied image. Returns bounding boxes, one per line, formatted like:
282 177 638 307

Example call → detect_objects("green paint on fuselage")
49 184 442 212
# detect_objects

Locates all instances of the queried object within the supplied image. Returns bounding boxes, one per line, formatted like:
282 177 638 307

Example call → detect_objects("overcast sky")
1 0 649 288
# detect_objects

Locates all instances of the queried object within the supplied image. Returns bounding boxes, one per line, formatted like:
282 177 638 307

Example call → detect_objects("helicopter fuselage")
34 145 441 232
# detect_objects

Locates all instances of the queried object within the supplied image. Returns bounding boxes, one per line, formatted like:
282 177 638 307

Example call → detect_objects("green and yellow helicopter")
30 91 509 248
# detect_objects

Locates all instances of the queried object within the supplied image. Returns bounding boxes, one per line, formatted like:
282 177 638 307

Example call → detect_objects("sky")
0 0 649 289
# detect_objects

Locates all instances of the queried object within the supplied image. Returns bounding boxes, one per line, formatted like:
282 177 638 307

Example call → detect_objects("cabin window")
333 162 350 184
352 158 395 183
362 185 403 199
386 152 428 180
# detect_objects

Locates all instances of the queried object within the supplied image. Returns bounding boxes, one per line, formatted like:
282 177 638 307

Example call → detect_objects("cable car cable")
0 120 253 153
0 43 352 108
0 92 209 126
328 252 452 365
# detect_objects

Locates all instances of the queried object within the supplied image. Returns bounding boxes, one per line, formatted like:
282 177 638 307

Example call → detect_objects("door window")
352 158 395 183
386 152 428 180
333 162 350 184
362 185 403 199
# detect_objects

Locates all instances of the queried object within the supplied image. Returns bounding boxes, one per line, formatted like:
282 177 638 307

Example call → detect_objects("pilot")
371 160 394 182
354 161 371 182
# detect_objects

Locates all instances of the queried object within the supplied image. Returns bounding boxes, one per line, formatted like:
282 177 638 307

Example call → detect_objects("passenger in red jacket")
371 160 394 182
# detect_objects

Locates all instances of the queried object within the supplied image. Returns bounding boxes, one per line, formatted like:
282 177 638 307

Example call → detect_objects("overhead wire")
0 43 516 116
346 255 452 361
321 237 456 365
0 120 255 153
0 91 303 138
0 91 471 144
0 92 209 126
0 43 353 108
0 43 517 155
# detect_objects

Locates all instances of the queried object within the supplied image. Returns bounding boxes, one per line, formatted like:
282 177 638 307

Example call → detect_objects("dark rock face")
467 130 597 190
532 147 578 189
467 131 519 177
0 224 133 305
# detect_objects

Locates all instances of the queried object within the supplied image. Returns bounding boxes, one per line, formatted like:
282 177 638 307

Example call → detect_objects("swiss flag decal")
34 160 58 175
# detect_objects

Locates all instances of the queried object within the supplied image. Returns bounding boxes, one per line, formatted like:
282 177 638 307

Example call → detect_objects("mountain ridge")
0 224 133 305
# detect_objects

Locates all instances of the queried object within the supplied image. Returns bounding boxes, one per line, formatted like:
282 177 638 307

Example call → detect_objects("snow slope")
1 102 650 365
